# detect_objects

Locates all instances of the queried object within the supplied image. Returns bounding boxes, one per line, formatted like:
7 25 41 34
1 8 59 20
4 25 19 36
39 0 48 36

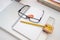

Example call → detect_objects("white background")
0 0 12 12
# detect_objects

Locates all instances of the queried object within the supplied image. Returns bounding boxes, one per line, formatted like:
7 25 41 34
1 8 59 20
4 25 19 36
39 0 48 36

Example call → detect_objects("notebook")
13 6 44 40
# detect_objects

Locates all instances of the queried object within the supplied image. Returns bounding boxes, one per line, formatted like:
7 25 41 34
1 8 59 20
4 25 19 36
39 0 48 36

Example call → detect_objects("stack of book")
37 0 60 12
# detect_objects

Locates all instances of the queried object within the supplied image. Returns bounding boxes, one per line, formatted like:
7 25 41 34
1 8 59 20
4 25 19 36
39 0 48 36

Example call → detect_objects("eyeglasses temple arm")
39 10 44 21
18 5 30 13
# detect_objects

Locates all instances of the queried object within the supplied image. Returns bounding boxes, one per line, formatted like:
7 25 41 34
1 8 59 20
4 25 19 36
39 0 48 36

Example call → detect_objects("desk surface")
0 0 60 40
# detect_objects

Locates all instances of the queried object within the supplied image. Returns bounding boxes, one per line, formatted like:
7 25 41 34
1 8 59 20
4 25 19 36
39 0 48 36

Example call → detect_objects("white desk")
0 0 60 40
0 1 29 40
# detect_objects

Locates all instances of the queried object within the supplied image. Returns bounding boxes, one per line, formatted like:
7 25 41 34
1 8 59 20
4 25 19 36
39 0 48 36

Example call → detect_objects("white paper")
13 7 43 40
25 7 43 19
13 20 42 40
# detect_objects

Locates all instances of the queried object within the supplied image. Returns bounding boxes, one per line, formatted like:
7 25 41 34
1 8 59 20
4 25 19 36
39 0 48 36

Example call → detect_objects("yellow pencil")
20 20 54 34
20 20 44 27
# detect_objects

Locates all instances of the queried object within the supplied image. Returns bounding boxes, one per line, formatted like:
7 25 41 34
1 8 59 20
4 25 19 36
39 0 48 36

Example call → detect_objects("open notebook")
13 6 44 40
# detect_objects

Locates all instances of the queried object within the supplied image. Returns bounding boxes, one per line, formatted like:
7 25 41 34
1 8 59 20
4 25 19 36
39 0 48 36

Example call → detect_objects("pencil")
20 20 44 27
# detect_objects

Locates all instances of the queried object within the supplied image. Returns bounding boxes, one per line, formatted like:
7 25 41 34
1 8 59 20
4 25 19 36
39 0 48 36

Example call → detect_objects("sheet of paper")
25 7 43 19
13 7 43 40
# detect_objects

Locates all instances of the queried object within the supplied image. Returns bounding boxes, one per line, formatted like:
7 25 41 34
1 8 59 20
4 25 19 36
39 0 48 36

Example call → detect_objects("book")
37 0 60 12
53 0 60 3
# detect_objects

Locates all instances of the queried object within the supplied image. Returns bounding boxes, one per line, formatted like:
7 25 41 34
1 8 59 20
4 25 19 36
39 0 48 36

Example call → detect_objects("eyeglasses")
18 5 44 23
